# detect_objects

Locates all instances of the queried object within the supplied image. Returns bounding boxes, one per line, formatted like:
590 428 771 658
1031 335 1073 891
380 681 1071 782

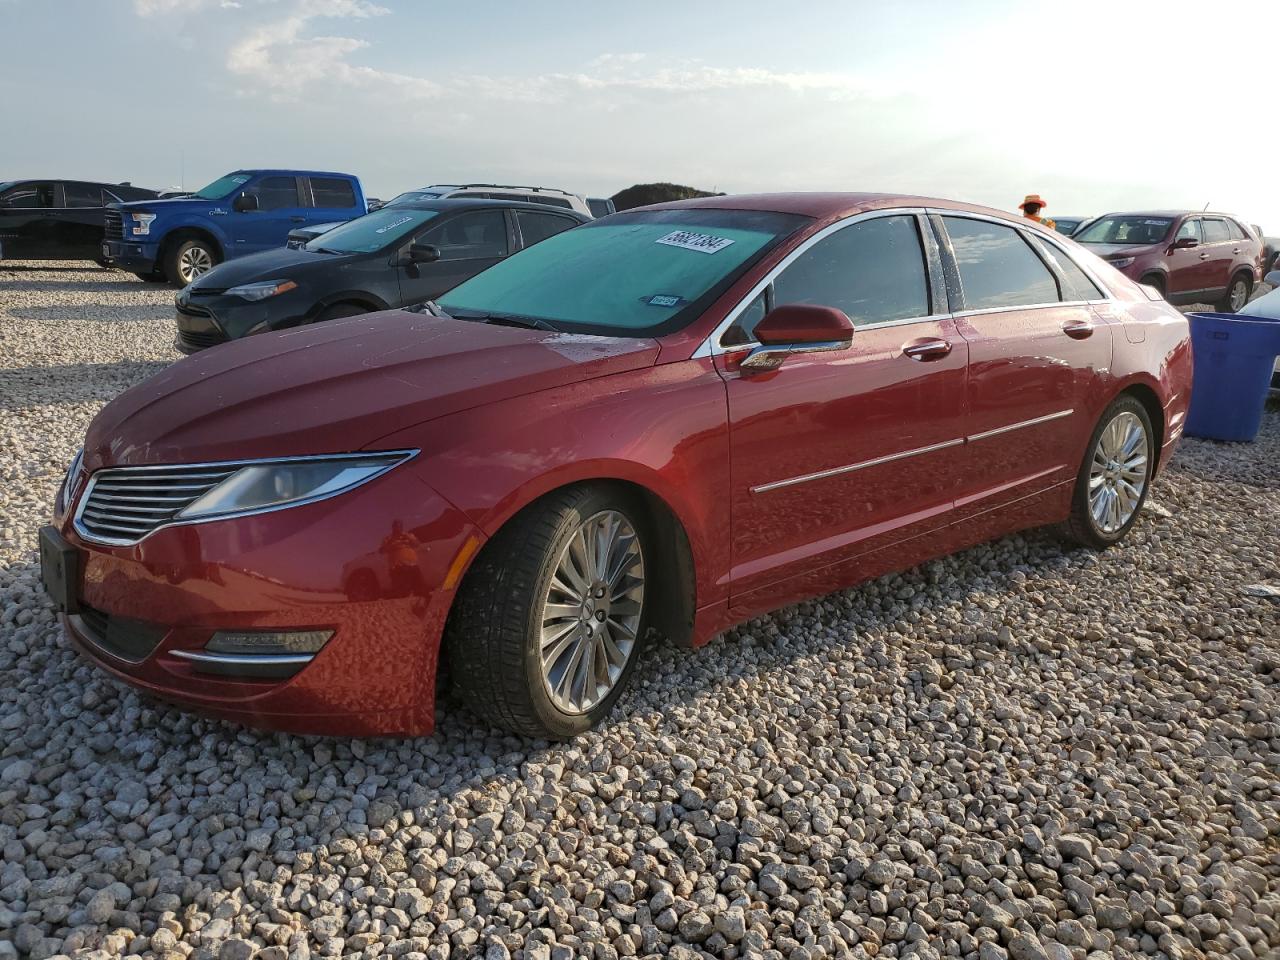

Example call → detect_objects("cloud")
134 0 240 14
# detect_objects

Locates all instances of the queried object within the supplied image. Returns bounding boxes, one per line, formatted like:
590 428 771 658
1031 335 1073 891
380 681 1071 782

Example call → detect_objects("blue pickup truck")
103 169 366 286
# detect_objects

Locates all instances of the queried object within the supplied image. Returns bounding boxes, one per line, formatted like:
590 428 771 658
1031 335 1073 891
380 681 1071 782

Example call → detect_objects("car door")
396 208 513 306
1199 217 1234 299
715 211 968 600
513 209 580 251
0 181 56 258
937 213 1113 515
306 176 362 228
60 182 111 259
1166 217 1203 298
233 176 308 254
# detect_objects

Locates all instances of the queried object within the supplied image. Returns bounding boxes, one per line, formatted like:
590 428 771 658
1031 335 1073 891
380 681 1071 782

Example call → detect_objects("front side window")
195 173 252 200
943 216 1060 310
0 183 54 208
1029 235 1105 301
1176 219 1202 242
438 208 807 336
250 176 300 211
517 210 578 247
304 208 439 254
310 177 356 208
1075 216 1173 246
420 210 509 261
64 183 104 208
1201 219 1230 243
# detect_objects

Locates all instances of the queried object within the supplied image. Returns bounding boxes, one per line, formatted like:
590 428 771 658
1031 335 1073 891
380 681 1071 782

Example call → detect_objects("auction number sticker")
655 230 735 254
375 216 414 234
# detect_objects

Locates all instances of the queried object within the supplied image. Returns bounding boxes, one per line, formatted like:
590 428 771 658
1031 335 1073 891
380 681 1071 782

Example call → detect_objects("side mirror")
1172 236 1199 250
285 229 312 249
741 304 854 370
406 243 440 264
233 193 259 213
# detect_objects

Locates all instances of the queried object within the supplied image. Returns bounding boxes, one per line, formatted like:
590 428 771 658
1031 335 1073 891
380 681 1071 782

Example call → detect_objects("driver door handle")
290 216 306 223
1199 252 1211 260
902 337 952 361
1063 318 1094 340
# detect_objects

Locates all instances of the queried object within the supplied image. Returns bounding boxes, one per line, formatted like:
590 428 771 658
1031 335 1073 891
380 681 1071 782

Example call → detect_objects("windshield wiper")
446 310 559 332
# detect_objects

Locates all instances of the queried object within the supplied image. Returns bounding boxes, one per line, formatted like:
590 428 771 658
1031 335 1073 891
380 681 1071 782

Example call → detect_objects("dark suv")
1074 210 1263 311
0 179 158 262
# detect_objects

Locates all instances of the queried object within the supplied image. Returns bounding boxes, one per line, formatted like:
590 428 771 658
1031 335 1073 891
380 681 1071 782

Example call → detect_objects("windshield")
194 173 253 200
384 191 443 207
1076 216 1173 246
1053 219 1081 235
303 208 439 254
438 208 807 336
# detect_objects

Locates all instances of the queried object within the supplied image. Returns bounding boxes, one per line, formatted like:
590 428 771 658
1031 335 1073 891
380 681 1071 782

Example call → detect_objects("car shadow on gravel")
0 280 167 293
0 263 113 274
6 303 175 323
0 360 171 409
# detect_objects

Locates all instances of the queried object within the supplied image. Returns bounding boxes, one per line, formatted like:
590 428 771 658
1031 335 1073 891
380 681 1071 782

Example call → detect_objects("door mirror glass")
233 193 259 213
407 242 440 264
754 304 855 346
1172 236 1199 250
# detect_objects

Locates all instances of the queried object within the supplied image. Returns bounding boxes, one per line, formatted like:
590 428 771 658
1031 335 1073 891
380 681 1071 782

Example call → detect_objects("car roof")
640 192 1053 228
1094 209 1241 219
386 197 589 217
231 169 356 178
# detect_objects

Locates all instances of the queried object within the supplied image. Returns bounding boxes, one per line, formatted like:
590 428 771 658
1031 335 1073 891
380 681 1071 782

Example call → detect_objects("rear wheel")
1217 273 1251 313
444 486 650 738
164 237 218 287
1059 395 1154 549
132 270 165 282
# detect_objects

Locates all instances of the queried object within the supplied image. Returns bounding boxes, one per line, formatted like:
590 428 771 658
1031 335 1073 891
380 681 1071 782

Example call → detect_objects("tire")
444 486 651 738
1216 272 1251 313
131 270 165 282
314 303 367 324
1139 274 1165 298
164 237 218 287
1059 395 1155 549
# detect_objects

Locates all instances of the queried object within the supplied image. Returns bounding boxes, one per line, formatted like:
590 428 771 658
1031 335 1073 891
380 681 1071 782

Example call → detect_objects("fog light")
206 630 332 655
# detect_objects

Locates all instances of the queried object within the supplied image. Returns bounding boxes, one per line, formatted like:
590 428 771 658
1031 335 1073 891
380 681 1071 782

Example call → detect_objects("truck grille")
104 210 123 242
76 464 241 544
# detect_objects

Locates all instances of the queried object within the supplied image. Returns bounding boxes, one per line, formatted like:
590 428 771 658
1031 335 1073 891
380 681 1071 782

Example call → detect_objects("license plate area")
39 524 80 613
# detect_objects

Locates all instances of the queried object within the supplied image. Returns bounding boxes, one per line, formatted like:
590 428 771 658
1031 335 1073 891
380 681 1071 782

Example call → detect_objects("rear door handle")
290 216 306 223
902 337 952 361
1063 318 1094 339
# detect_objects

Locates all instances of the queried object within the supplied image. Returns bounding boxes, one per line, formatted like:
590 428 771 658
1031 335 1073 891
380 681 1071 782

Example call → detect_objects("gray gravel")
1 261 1278 960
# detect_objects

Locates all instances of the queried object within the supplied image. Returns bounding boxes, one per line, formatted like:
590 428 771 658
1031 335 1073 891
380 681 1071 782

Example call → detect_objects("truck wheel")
444 486 651 739
1216 273 1251 313
165 238 218 287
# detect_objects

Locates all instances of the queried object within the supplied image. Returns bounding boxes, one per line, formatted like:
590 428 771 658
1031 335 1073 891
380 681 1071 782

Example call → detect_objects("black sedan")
0 179 158 262
174 198 588 353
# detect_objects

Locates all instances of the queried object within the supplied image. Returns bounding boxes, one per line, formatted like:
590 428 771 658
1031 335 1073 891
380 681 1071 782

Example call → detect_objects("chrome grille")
76 465 240 544
104 210 123 242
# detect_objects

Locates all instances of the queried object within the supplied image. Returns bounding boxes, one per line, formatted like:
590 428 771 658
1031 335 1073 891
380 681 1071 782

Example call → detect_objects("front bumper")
54 464 482 736
102 239 159 273
175 292 306 353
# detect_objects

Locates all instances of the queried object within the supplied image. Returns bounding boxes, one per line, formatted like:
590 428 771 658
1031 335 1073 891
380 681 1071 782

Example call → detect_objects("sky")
2 0 1279 227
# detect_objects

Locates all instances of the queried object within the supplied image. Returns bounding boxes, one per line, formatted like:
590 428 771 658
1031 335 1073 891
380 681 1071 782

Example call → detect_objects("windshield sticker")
643 294 685 308
231 176 249 185
375 216 414 234
1144 219 1168 225
655 230 735 254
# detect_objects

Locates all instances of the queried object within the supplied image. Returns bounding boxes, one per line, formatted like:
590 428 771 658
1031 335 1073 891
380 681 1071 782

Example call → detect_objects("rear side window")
250 177 300 210
517 210 577 248
422 210 509 260
1202 219 1230 243
943 216 1059 310
1226 219 1247 241
1029 235 1105 300
1 183 54 208
310 177 356 208
64 183 105 207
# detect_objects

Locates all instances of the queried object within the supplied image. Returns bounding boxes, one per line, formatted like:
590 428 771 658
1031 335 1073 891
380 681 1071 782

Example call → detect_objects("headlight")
177 452 414 522
56 447 84 514
127 212 156 236
1108 257 1136 269
225 279 299 302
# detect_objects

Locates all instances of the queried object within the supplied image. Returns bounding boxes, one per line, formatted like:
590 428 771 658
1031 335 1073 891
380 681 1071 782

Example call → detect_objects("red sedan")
40 193 1192 738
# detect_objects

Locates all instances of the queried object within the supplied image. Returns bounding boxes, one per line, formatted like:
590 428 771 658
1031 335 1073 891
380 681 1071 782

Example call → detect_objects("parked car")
0 179 158 262
383 183 594 218
1051 215 1088 236
1252 225 1279 275
41 193 1191 739
103 170 367 286
1237 269 1280 387
174 198 588 353
1074 210 1263 311
587 197 616 218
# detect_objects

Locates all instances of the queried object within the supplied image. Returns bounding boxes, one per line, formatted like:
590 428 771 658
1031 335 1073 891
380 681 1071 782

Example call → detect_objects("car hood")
83 311 661 470
111 196 226 214
1078 243 1157 259
183 246 359 291
1238 286 1280 319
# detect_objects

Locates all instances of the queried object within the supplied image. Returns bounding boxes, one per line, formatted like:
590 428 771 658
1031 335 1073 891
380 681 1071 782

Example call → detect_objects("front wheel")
1217 273 1251 313
164 237 218 287
1059 395 1154 549
444 486 650 738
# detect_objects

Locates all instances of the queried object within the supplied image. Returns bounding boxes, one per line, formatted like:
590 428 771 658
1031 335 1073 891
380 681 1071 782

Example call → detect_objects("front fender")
153 215 232 253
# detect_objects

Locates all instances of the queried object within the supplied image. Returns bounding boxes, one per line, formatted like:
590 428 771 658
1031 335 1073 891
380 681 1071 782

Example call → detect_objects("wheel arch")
158 225 224 263
311 292 390 317
1116 380 1166 469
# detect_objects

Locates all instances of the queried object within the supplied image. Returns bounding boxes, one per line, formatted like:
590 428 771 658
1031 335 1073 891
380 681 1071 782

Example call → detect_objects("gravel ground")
1 261 1278 960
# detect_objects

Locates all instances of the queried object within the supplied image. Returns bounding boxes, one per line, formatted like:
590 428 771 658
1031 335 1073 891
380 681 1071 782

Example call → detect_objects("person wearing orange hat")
1019 194 1056 230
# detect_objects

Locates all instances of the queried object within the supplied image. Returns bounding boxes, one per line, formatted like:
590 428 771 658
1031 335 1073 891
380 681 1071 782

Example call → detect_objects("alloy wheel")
179 247 213 284
1230 278 1249 311
1088 411 1149 535
538 509 645 715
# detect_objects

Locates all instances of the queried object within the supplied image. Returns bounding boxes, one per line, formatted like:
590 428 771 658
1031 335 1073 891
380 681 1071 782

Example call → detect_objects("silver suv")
386 184 593 218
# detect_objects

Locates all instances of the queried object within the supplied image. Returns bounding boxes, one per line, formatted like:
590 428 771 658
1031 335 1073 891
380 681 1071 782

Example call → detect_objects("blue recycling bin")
1185 311 1280 442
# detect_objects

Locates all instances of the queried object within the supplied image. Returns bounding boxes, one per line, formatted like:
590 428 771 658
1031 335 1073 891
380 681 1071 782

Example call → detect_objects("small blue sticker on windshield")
644 294 684 308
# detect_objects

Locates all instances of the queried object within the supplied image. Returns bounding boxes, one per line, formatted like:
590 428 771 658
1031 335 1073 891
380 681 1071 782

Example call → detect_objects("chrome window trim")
751 408 1075 494
72 450 418 548
694 207 938 359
